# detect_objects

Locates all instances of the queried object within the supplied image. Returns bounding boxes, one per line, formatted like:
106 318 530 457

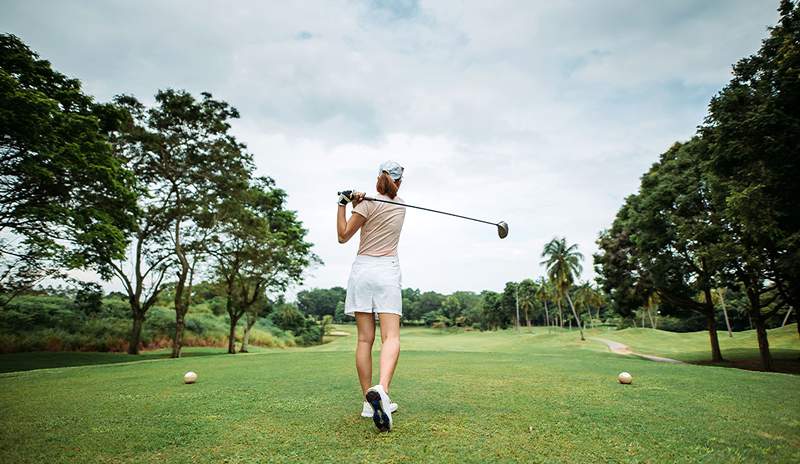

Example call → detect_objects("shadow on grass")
689 348 800 375
0 348 230 374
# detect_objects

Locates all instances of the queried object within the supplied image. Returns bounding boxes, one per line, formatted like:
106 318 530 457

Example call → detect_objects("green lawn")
0 347 257 374
1 327 798 463
592 324 800 366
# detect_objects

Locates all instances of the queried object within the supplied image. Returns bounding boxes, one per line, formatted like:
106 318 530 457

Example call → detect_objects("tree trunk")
543 300 550 327
172 314 185 358
228 316 239 354
241 314 257 353
171 216 190 359
128 312 144 355
781 307 792 327
703 288 723 362
753 311 773 371
647 306 656 329
556 300 564 328
706 310 724 362
746 288 773 371
719 289 733 337
565 293 585 341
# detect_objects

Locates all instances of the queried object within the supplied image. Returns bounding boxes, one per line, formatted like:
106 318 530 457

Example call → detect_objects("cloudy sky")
3 0 779 298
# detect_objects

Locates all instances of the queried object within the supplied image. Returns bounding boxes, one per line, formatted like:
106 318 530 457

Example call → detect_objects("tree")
535 277 552 328
106 96 171 354
700 0 800 366
441 295 464 325
110 90 252 357
501 282 519 328
73 281 104 317
210 178 317 354
517 279 537 328
152 90 252 358
480 291 504 330
241 296 273 353
297 287 346 318
594 209 653 325
712 288 733 337
598 141 727 360
575 283 603 329
0 34 137 308
334 301 346 323
541 237 585 340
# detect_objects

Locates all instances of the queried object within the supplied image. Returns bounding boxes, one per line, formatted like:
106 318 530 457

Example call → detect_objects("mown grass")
0 327 798 463
594 324 800 362
0 346 273 374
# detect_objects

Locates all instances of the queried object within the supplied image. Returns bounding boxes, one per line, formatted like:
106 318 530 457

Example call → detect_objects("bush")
0 294 300 353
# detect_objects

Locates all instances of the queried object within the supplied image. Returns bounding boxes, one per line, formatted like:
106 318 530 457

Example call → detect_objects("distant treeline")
296 282 784 334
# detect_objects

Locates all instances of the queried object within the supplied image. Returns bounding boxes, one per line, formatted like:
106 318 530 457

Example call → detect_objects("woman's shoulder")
376 193 404 203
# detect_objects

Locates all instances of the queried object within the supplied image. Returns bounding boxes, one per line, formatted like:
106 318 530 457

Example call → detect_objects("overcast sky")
3 0 779 298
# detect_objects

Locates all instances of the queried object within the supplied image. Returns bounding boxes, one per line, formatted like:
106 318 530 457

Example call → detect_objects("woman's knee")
357 332 375 345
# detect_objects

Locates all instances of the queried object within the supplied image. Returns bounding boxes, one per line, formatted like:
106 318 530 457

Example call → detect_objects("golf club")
340 192 509 239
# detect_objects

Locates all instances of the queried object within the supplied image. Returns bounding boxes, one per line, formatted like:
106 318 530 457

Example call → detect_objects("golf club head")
497 221 509 239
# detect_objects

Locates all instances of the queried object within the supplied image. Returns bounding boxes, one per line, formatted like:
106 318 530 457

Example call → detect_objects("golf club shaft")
363 196 498 226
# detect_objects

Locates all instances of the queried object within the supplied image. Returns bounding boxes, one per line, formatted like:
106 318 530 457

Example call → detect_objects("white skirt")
344 255 402 316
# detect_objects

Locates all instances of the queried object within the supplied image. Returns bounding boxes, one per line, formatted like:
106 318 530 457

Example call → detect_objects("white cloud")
1 0 780 297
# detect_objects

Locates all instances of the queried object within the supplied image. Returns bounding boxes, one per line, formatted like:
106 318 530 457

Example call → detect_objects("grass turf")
0 327 798 463
592 324 800 373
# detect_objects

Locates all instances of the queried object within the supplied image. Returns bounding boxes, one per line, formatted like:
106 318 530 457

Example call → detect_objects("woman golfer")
336 160 405 432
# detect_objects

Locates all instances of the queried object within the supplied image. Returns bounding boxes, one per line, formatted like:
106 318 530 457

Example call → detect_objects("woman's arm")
337 192 367 243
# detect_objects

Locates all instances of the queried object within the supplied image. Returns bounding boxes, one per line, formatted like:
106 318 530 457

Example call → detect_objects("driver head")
497 221 509 239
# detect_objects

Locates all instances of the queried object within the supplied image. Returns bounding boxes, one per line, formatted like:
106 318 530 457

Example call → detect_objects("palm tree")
575 283 605 329
517 279 536 328
574 283 593 329
535 277 552 328
541 237 585 341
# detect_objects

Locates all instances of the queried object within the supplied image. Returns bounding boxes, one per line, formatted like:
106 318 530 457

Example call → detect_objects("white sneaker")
365 384 393 432
361 400 398 418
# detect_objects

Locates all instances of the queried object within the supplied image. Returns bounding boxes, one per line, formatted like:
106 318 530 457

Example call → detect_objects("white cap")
379 160 404 181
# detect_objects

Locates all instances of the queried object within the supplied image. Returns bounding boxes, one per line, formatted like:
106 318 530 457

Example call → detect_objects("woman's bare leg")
378 313 401 393
355 313 376 395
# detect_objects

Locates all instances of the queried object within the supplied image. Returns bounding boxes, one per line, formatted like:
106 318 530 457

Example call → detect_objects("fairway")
1 328 798 463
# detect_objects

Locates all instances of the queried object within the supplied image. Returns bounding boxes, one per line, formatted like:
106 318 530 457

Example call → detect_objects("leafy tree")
210 178 317 353
441 295 464 325
594 208 653 322
541 237 585 340
110 90 252 357
480 291 503 330
73 282 104 317
241 295 273 353
534 277 553 327
0 34 137 307
574 283 603 329
271 302 306 333
333 301 346 323
598 140 727 360
517 279 537 327
501 282 519 328
700 0 800 367
297 287 346 318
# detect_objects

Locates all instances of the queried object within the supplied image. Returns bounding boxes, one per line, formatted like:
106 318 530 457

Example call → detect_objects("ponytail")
376 171 399 199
